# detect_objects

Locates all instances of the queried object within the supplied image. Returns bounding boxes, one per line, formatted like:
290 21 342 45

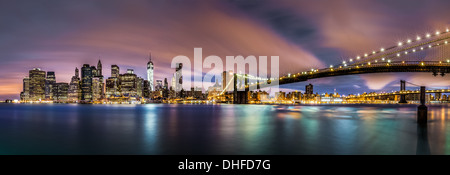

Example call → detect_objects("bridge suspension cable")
405 81 422 87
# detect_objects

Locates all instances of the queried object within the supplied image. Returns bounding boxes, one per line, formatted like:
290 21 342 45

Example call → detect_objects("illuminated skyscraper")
305 83 313 99
81 64 93 102
174 63 182 92
20 77 30 101
92 77 103 101
106 65 120 99
45 71 56 100
222 70 234 92
111 65 120 78
97 60 102 77
164 78 168 90
147 53 154 91
68 67 81 102
54 83 69 102
137 77 144 97
29 68 46 101
92 60 104 101
119 69 138 97
143 80 150 98
163 78 169 98
155 80 163 90
171 73 176 91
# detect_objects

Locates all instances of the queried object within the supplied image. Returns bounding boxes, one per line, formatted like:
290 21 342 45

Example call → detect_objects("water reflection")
416 124 430 155
0 104 450 154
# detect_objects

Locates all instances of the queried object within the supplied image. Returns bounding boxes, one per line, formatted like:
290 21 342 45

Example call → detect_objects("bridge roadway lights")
417 86 427 124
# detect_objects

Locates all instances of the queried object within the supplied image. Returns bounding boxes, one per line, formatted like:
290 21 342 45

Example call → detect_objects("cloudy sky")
1 0 450 99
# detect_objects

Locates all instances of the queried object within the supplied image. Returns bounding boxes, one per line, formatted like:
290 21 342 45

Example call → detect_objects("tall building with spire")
97 59 102 77
147 53 154 91
92 59 104 101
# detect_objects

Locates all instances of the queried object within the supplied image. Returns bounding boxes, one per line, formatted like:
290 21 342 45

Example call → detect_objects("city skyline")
4 1 450 100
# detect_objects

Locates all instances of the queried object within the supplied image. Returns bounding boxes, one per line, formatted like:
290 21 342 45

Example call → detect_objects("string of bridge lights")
330 28 450 69
232 28 450 83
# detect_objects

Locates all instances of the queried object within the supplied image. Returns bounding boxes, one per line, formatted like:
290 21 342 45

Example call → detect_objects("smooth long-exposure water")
0 103 449 155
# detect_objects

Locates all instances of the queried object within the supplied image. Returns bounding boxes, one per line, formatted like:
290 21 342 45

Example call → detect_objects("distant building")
111 65 120 78
143 80 150 98
163 78 169 98
186 87 203 99
155 80 163 91
106 65 120 98
119 69 138 97
173 63 183 92
137 77 144 97
147 53 154 91
105 77 119 98
45 71 56 100
81 64 93 102
68 67 81 102
92 77 103 101
80 60 103 102
20 77 30 101
222 70 234 92
171 72 176 91
54 83 69 102
275 91 286 101
305 83 313 99
29 68 46 101
93 60 104 101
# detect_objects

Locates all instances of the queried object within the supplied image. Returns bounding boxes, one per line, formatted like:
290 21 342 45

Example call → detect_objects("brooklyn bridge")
232 28 450 104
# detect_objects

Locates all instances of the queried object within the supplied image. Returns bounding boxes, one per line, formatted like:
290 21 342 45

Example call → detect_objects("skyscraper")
155 80 163 90
68 67 81 102
143 80 150 98
137 77 144 97
106 65 120 99
81 64 93 102
174 63 183 92
20 77 30 101
171 73 176 91
305 83 313 99
222 70 234 92
45 71 56 100
92 60 104 101
111 65 120 78
119 69 138 97
164 78 168 90
29 68 46 101
163 78 169 98
54 83 69 102
147 53 154 91
92 77 102 101
97 60 102 77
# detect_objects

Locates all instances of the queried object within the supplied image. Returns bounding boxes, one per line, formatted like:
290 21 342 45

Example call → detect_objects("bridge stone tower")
399 80 407 103
233 73 249 104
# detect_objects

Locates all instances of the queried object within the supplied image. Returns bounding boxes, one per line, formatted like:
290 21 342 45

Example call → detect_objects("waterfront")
0 103 449 155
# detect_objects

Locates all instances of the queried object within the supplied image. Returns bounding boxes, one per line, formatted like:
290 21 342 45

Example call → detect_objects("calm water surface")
0 103 449 155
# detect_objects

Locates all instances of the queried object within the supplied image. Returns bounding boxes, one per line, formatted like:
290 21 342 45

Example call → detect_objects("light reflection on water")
0 103 450 155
